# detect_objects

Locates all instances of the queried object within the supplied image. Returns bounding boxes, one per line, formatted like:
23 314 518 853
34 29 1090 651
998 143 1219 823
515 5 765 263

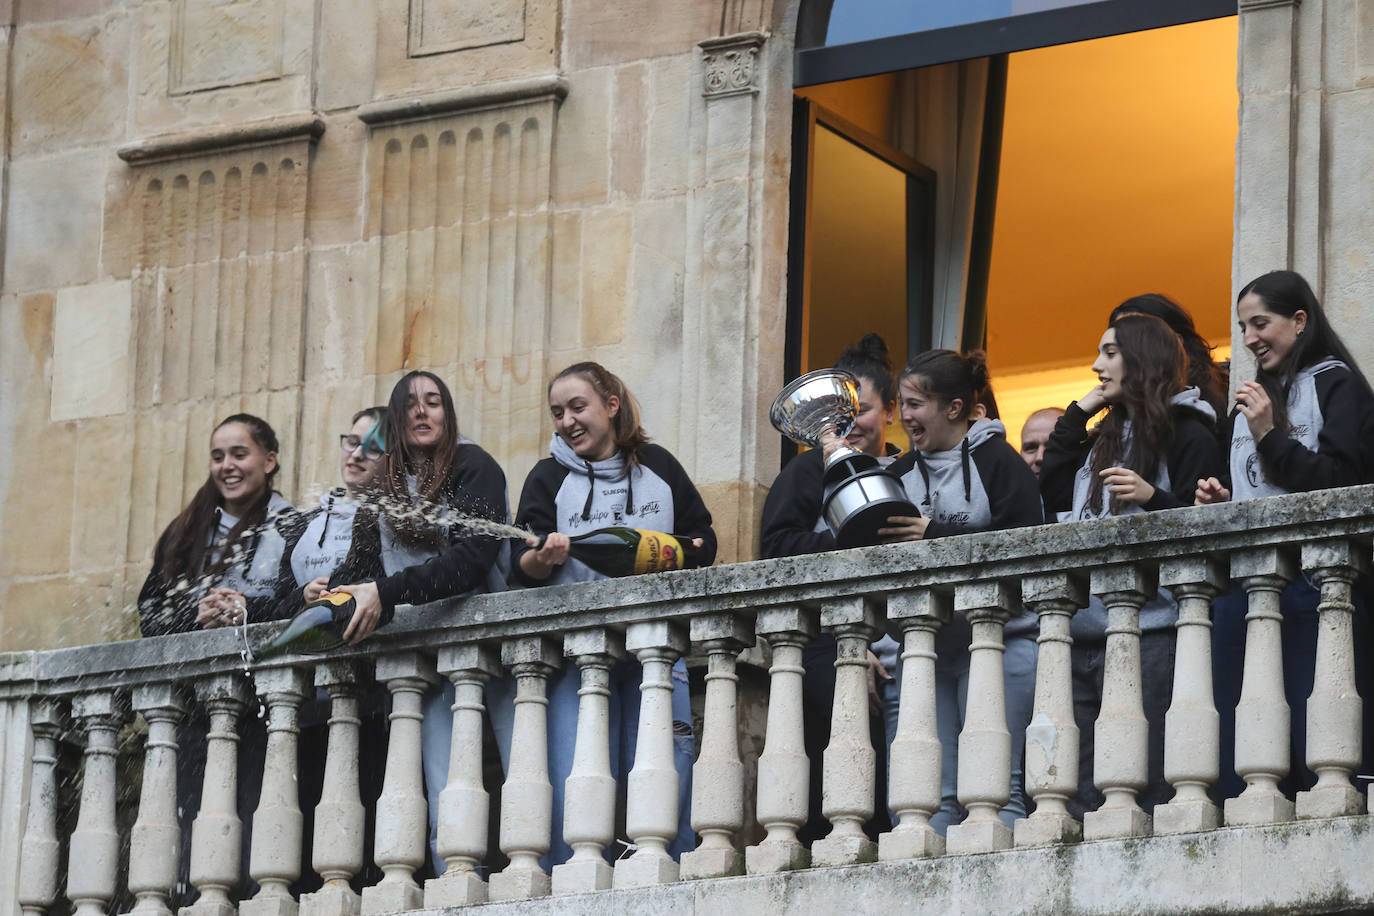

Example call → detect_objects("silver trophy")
770 369 920 549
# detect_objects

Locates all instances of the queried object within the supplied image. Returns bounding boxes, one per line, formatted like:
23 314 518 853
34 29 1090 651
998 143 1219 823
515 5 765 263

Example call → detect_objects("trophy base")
829 494 921 549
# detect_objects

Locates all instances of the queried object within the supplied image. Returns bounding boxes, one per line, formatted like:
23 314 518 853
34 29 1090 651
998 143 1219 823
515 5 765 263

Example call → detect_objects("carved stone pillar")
1225 548 1297 826
18 700 66 916
243 667 311 916
1154 558 1226 835
879 590 949 860
363 653 439 915
488 637 559 902
1083 565 1154 840
812 596 881 866
127 685 191 916
300 662 367 916
424 644 501 908
551 629 625 895
1014 572 1086 847
946 582 1017 854
1297 540 1367 819
744 606 818 875
182 675 251 916
680 613 752 879
614 620 689 888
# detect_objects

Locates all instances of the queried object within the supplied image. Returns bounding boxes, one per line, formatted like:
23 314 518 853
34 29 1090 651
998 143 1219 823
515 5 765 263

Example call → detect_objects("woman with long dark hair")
1110 293 1230 421
507 361 715 868
138 413 299 636
1195 270 1374 800
1041 311 1223 820
881 349 1044 835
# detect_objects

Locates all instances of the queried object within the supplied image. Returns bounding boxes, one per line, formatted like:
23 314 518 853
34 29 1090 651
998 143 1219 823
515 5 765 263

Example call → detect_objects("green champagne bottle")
535 527 702 577
250 592 356 661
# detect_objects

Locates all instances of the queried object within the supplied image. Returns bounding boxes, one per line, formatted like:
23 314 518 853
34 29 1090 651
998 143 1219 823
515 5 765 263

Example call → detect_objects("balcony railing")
4 486 1374 915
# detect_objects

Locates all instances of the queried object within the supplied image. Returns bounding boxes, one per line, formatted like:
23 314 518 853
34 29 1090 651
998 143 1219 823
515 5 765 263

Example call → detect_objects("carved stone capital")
699 31 767 98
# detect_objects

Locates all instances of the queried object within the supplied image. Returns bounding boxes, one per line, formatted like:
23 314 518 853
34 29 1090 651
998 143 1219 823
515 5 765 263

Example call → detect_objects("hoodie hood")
549 433 634 521
1170 386 1216 426
910 418 1007 507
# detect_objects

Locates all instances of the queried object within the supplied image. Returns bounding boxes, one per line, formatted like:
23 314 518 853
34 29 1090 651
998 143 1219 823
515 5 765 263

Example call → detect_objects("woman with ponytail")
138 413 300 636
507 361 715 868
1195 270 1374 800
1040 311 1223 818
881 349 1044 834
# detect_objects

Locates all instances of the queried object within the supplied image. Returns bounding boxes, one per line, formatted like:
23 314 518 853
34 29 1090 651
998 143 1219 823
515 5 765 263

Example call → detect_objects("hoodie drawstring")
625 470 635 516
961 439 972 503
318 494 335 548
914 452 933 507
581 460 636 521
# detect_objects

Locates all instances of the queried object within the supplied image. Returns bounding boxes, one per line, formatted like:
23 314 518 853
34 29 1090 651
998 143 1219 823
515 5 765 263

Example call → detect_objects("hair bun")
856 332 891 368
965 349 991 389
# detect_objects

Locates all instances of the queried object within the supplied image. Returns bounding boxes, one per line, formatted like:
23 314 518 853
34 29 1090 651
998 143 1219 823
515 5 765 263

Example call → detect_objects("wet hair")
381 372 460 546
350 405 388 456
834 333 897 406
550 362 652 463
1110 293 1229 419
1087 313 1187 515
898 349 992 423
156 413 281 583
1239 270 1373 435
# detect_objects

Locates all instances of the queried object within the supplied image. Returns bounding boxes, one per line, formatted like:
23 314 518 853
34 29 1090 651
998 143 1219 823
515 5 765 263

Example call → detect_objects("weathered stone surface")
3 151 106 292
564 0 718 70
579 207 632 347
50 281 132 422
552 67 611 207
315 0 377 111
10 10 128 156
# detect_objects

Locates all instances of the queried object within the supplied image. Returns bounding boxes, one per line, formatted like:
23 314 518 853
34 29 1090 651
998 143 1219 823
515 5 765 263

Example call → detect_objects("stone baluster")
1083 564 1154 840
424 645 501 908
127 685 191 916
1297 540 1368 819
1014 572 1086 847
614 620 689 888
300 662 367 916
488 637 559 902
184 675 251 916
946 581 1018 854
879 590 949 860
17 700 66 916
680 613 753 879
1154 558 1226 835
1225 548 1297 826
744 606 818 875
363 653 439 915
552 629 625 894
242 667 311 916
812 596 881 866
69 690 130 916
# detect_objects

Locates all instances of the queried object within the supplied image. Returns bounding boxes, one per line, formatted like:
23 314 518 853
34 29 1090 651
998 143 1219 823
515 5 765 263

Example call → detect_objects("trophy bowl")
769 368 860 446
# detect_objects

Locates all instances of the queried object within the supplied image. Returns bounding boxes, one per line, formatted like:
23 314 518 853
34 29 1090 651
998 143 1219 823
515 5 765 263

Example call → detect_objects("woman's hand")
877 515 929 543
1099 466 1155 505
197 587 245 629
866 649 893 715
303 577 329 603
818 423 846 462
329 582 382 645
1195 477 1231 505
1235 381 1275 441
519 532 571 581
1077 384 1109 416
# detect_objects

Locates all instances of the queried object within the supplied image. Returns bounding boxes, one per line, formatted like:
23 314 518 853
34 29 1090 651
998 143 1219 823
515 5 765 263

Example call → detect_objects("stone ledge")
355 75 570 127
116 112 326 164
418 816 1374 915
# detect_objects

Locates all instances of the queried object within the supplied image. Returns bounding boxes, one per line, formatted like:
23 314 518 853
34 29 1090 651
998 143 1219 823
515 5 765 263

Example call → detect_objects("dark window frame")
795 0 1238 87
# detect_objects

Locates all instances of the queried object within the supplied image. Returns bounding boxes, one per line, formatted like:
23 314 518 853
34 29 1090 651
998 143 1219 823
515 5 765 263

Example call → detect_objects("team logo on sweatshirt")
1245 452 1263 488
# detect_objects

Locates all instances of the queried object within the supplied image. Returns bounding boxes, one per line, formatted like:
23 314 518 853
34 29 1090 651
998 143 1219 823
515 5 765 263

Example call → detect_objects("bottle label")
633 530 685 574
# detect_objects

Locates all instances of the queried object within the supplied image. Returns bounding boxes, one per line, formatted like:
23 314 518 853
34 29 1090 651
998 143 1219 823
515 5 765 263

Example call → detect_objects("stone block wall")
0 0 791 650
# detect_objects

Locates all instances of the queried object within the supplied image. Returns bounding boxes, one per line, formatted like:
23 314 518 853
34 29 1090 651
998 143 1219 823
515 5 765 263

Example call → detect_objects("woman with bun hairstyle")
1040 311 1223 819
1110 293 1230 421
760 332 902 840
1195 270 1374 799
138 413 300 636
327 370 510 872
507 361 716 867
881 349 1044 833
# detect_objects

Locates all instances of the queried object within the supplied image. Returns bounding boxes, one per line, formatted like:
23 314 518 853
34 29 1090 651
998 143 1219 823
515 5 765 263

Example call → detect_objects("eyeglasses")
339 435 385 461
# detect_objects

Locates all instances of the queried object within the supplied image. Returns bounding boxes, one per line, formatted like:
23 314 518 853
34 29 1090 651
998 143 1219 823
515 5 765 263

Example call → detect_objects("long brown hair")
1110 293 1229 419
380 371 460 546
156 414 281 583
550 362 651 463
1087 313 1186 515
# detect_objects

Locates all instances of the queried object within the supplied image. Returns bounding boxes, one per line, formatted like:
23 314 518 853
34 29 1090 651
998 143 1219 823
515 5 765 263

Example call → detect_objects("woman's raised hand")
328 582 382 645
1077 384 1109 416
1100 466 1155 505
196 587 245 629
1195 476 1231 505
818 423 845 462
1235 380 1275 441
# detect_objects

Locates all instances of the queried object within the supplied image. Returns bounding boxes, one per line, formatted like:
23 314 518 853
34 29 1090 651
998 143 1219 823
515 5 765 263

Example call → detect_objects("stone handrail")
5 485 1374 914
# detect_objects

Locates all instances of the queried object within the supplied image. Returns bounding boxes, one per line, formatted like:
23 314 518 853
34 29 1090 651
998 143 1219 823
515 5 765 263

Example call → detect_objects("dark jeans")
1068 629 1176 819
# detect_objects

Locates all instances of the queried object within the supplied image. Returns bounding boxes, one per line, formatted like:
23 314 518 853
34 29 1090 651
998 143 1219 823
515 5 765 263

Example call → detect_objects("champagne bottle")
534 527 702 577
250 592 356 661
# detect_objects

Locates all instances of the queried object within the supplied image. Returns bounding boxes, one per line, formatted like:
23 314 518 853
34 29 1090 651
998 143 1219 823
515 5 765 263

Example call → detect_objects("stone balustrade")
5 487 1374 915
